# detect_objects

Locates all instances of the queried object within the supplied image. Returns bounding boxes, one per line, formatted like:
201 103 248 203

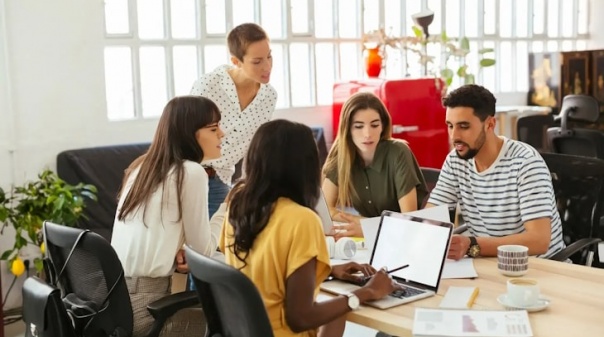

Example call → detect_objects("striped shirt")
428 138 565 258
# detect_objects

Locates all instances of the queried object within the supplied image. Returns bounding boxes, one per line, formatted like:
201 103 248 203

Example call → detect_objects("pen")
467 287 480 308
386 264 410 274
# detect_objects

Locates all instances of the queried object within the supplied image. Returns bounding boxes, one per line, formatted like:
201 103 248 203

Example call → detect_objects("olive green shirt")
326 139 428 217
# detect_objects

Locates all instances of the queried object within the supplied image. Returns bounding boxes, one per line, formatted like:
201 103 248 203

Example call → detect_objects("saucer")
497 294 550 312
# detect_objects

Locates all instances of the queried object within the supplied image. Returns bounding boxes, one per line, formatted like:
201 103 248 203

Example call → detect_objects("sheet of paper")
360 216 381 251
413 308 533 337
405 204 451 223
441 258 478 279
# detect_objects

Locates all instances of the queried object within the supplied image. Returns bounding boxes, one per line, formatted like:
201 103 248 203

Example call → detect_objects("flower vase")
364 47 382 78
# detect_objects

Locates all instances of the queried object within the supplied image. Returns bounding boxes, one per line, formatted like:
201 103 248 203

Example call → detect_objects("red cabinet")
332 78 450 169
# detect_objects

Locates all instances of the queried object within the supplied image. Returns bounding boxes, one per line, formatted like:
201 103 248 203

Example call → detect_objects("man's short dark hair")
442 84 497 121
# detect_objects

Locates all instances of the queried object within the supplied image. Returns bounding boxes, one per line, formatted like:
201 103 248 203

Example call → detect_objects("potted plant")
0 169 97 276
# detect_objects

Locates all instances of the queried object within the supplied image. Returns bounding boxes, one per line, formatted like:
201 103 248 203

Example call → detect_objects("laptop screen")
370 211 452 288
314 191 333 234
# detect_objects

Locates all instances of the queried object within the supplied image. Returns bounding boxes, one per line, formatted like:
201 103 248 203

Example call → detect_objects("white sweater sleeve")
181 161 216 256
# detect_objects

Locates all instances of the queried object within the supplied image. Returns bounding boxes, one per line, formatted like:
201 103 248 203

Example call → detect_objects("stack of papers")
413 308 533 337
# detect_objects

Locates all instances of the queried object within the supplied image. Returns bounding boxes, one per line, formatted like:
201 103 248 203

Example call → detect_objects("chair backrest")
185 246 274 337
420 167 440 193
540 153 604 254
43 221 133 337
546 95 604 159
516 114 554 152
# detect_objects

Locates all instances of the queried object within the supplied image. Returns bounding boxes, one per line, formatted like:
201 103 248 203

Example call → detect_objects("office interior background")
2 0 604 310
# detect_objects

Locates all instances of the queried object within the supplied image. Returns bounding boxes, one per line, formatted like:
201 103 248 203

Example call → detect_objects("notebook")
320 210 453 309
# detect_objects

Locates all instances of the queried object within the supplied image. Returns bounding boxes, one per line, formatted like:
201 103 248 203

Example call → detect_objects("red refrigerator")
332 78 450 169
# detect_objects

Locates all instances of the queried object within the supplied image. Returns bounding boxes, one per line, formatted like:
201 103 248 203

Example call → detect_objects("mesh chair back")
516 114 554 152
186 246 274 337
541 153 604 263
547 127 604 159
43 221 133 337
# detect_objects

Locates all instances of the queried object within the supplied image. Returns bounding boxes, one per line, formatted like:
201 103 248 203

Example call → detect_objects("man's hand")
447 235 471 260
331 262 376 283
175 249 188 273
333 212 363 240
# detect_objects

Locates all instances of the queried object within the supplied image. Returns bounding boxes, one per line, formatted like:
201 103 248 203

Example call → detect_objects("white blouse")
111 161 221 277
190 65 277 184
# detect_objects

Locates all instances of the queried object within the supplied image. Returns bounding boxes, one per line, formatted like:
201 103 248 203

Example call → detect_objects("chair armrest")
145 291 200 337
549 238 602 263
453 224 468 235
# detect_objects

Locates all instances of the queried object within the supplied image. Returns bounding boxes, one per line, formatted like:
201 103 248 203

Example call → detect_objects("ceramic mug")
507 278 540 307
497 245 529 276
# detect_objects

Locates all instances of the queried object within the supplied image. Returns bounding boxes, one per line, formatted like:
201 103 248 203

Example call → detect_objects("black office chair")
547 95 604 159
186 246 274 337
541 153 604 266
42 221 199 337
516 114 554 152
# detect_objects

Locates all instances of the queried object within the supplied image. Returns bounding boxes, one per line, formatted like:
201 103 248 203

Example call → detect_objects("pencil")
467 287 480 308
387 264 410 274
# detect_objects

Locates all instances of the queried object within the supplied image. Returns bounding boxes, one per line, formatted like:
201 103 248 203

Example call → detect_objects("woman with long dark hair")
111 95 224 337
220 119 397 337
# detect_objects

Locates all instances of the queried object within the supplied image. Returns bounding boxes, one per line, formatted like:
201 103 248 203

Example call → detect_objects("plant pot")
365 47 382 78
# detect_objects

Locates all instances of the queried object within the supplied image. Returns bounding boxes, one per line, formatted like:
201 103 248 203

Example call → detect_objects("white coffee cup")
507 278 540 307
497 245 529 276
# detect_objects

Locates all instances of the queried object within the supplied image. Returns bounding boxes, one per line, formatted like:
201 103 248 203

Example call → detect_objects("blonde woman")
322 92 428 239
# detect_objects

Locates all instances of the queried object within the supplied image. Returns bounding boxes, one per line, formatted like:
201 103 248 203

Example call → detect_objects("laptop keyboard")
390 286 425 299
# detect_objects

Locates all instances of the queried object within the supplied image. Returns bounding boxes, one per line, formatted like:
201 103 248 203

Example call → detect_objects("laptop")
314 191 346 234
320 210 453 309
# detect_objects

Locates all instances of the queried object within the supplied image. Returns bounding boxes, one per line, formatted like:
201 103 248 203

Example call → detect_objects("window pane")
464 0 478 37
427 0 441 36
339 43 360 80
140 47 168 117
576 40 587 50
547 40 558 52
291 0 310 34
363 0 379 33
384 0 401 36
514 0 528 37
338 0 358 38
315 43 335 105
533 0 545 35
547 0 559 37
561 40 573 52
483 0 496 35
137 0 164 39
203 45 228 73
315 0 334 37
173 46 199 95
561 0 574 37
481 41 496 91
499 0 512 38
270 44 287 108
104 0 129 34
233 0 256 26
445 0 460 37
531 41 544 53
261 0 284 38
578 0 588 34
171 0 197 39
405 0 421 35
515 41 528 92
384 47 403 78
289 43 313 106
104 47 134 120
205 0 227 34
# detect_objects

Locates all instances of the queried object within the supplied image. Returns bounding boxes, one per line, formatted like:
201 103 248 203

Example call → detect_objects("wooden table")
326 258 604 337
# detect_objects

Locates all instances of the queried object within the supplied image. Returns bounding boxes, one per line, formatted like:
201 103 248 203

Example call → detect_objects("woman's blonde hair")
322 92 392 208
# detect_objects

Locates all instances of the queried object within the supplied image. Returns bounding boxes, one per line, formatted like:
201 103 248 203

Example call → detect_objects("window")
103 0 588 120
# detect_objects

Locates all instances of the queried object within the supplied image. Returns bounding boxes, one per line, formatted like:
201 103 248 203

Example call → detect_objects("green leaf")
440 30 449 42
478 48 494 54
457 65 468 77
460 37 470 51
440 68 454 80
412 26 423 38
34 258 44 273
464 74 476 84
445 77 453 87
480 58 496 67
1 249 15 260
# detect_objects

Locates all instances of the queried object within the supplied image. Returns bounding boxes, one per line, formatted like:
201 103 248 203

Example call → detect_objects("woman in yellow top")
323 92 428 239
220 120 397 337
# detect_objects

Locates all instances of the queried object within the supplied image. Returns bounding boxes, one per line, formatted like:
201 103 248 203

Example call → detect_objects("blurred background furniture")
516 113 555 152
495 105 551 141
547 95 604 159
186 246 273 337
332 78 449 169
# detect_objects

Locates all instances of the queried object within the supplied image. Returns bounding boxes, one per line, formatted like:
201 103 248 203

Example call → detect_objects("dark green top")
326 139 428 217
